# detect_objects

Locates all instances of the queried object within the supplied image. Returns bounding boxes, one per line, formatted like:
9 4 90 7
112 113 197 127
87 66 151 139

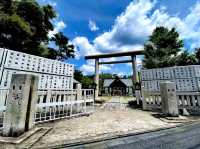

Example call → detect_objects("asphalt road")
60 121 200 149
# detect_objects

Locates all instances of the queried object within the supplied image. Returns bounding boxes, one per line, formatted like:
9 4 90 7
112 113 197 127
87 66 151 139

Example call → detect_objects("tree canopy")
0 0 74 60
143 26 184 68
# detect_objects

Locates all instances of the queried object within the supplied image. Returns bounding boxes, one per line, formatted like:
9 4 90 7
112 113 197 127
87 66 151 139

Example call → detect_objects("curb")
34 121 200 149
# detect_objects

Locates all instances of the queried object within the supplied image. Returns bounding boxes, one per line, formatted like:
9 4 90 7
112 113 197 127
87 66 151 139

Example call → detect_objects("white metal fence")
0 89 94 128
35 89 94 123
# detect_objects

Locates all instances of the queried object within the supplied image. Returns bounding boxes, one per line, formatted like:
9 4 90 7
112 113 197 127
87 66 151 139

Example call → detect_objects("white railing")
143 91 200 113
34 89 94 123
0 89 94 127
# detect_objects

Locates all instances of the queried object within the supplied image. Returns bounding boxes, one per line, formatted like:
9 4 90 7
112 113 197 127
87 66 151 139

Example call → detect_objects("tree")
50 32 74 61
74 69 83 83
143 26 184 69
195 48 200 64
0 0 74 60
175 51 197 66
74 69 94 89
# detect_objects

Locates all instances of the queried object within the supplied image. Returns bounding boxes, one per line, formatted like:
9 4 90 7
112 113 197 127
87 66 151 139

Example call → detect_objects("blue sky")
38 0 200 76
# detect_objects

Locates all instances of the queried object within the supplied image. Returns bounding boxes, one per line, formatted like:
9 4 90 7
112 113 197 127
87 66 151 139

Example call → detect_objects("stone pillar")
94 58 99 100
3 74 38 137
76 83 82 100
131 56 140 104
160 81 179 117
141 88 148 110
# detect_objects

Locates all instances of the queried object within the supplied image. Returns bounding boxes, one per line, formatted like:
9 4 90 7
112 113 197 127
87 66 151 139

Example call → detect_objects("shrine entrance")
85 50 143 104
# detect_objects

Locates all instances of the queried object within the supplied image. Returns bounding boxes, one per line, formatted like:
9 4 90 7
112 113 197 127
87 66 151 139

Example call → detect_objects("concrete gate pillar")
3 74 38 137
160 81 179 117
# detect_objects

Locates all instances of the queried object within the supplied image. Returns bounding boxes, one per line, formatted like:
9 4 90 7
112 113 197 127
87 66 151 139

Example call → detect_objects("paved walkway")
100 96 133 110
31 97 181 148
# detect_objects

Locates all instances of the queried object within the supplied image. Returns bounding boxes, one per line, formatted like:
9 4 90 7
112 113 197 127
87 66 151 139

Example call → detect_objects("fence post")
160 81 179 117
141 86 148 110
83 90 87 113
76 84 82 100
3 74 38 137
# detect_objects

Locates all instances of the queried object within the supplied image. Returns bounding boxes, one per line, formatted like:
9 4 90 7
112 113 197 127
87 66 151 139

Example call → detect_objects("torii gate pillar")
131 56 140 104
131 56 138 83
94 58 99 99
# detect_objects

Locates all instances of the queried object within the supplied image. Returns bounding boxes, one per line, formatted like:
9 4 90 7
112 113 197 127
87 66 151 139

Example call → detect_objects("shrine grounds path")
31 96 195 149
2 97 199 149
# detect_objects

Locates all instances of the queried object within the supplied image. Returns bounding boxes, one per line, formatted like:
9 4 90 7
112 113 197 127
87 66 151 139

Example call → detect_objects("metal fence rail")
0 89 94 128
34 89 94 123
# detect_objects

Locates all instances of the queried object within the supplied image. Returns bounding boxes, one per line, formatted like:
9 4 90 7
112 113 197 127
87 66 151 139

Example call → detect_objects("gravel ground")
33 99 180 148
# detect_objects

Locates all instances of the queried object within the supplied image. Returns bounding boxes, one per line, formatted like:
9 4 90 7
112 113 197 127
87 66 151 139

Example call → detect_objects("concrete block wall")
0 48 74 90
0 48 75 109
141 65 200 92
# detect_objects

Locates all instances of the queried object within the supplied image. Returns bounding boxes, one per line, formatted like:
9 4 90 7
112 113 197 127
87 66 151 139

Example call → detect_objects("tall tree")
175 50 197 66
0 0 74 60
143 26 184 68
50 32 74 61
195 48 200 64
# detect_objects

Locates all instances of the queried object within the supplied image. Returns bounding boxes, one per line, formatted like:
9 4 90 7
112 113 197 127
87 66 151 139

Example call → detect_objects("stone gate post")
160 81 179 117
3 74 38 137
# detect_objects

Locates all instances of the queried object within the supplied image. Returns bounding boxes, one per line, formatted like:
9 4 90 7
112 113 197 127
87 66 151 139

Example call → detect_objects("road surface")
61 121 200 149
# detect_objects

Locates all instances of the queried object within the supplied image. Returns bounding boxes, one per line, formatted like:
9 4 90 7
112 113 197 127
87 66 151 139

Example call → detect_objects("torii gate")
85 50 143 103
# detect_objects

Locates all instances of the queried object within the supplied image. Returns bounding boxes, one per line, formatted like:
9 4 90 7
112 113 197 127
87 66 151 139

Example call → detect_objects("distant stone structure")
102 77 134 96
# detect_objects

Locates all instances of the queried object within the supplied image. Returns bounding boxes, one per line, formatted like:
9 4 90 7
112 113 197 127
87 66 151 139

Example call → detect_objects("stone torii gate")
85 50 143 103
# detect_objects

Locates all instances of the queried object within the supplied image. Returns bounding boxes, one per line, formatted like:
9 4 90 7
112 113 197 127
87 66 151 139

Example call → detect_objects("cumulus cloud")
40 0 57 7
73 0 200 74
88 20 99 32
80 60 112 75
48 21 66 37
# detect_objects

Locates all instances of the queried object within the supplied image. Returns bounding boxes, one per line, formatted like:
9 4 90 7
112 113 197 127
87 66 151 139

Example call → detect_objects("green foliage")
99 73 113 79
175 51 197 66
74 69 94 89
0 0 74 60
74 69 83 83
81 77 94 89
50 32 74 61
0 14 32 51
143 26 184 68
195 48 200 64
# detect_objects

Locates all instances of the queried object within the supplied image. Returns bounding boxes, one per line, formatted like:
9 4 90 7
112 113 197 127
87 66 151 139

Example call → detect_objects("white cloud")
72 37 99 59
88 20 99 32
73 0 200 75
40 0 57 7
49 21 66 37
80 60 112 75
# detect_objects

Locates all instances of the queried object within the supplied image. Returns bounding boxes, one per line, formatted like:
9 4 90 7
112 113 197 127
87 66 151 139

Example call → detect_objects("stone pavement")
100 96 133 110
